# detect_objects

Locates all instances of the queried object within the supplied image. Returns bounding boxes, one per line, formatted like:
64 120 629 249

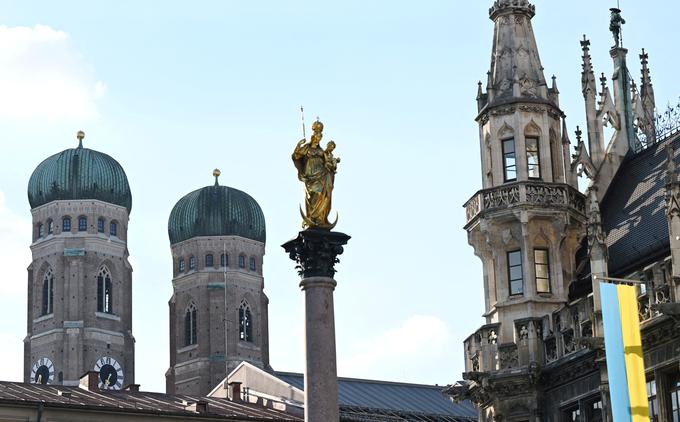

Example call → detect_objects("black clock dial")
99 364 118 387
34 365 50 384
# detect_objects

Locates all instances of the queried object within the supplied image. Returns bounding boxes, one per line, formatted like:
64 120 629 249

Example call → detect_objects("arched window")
62 217 71 232
41 269 54 315
249 257 256 271
238 255 245 269
47 220 54 235
221 253 228 267
189 256 196 270
239 300 253 342
37 223 44 239
97 267 113 314
205 254 213 268
78 216 87 232
526 137 541 179
97 218 105 233
184 303 197 346
109 221 118 237
178 259 185 272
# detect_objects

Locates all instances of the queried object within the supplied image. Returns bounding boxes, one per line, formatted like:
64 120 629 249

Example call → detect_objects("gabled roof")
0 381 300 421
600 133 680 276
273 372 477 421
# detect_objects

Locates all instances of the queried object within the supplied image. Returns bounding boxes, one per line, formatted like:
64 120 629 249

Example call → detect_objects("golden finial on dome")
77 130 85 148
213 168 221 186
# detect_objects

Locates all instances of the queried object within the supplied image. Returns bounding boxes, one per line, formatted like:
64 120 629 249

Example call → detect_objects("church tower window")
184 303 197 346
239 300 252 342
37 223 44 239
502 138 517 181
507 250 524 296
97 218 105 233
189 256 196 271
238 255 245 269
534 249 551 293
62 217 71 232
47 220 53 235
205 254 214 268
41 269 54 316
97 267 113 314
249 257 256 271
109 221 118 237
179 259 185 272
78 216 87 232
526 137 541 179
221 253 228 267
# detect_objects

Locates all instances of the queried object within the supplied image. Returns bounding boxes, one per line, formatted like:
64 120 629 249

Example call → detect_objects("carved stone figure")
292 119 339 229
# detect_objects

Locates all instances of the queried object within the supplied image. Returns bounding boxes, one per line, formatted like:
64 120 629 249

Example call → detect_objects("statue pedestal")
283 229 350 422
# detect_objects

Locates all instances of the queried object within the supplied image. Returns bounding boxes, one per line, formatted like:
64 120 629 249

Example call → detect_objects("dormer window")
502 138 517 182
526 137 541 179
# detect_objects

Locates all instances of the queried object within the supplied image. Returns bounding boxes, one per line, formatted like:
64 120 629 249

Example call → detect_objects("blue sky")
0 1 678 392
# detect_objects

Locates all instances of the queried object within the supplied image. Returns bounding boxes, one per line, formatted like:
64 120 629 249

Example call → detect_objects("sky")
0 1 678 393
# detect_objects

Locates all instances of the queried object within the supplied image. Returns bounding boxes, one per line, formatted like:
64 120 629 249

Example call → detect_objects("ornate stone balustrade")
464 182 586 227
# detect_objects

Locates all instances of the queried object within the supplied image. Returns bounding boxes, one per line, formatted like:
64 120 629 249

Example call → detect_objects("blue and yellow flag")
600 282 649 422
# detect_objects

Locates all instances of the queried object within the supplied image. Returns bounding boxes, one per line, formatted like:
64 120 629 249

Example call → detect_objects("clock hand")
105 372 112 387
37 374 42 384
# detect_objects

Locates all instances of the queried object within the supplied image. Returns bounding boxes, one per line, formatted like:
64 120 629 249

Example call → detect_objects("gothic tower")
459 1 587 419
165 170 270 396
24 132 134 390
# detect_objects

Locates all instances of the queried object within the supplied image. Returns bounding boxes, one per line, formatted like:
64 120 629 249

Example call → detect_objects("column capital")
282 229 350 279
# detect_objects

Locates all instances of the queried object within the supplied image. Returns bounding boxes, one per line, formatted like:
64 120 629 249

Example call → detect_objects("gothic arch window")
189 256 196 271
41 269 54 316
221 253 228 267
238 255 245 269
62 217 71 233
239 300 253 342
249 257 256 271
525 137 541 179
109 221 118 237
184 302 197 346
97 218 105 233
78 216 87 232
205 254 214 268
97 267 113 314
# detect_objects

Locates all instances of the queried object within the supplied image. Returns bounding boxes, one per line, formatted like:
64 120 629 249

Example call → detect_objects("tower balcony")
463 181 586 228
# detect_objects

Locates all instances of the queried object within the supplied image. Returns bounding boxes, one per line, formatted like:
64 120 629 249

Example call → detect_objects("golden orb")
213 169 221 178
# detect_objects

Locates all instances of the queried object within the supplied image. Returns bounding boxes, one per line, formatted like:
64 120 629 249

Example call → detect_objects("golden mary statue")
292 119 340 230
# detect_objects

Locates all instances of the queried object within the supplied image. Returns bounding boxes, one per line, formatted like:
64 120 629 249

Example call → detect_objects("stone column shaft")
283 229 350 422
301 277 339 422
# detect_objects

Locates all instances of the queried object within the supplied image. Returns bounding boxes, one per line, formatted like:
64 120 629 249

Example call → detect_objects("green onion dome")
27 132 132 212
168 170 266 245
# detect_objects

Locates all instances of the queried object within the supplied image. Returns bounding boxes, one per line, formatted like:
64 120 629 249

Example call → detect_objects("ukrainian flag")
600 282 649 421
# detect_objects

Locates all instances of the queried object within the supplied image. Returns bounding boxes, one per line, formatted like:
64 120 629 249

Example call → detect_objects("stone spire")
484 0 550 106
580 36 597 99
639 49 657 141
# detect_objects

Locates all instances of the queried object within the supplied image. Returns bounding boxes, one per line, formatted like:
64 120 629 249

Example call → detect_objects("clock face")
30 357 55 385
94 356 124 390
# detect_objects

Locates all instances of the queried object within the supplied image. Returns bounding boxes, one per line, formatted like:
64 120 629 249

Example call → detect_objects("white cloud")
0 190 30 381
0 190 31 295
0 24 106 120
339 315 450 378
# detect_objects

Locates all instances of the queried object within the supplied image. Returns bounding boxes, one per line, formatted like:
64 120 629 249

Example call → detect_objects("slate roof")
600 133 680 276
0 381 300 421
274 372 477 422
